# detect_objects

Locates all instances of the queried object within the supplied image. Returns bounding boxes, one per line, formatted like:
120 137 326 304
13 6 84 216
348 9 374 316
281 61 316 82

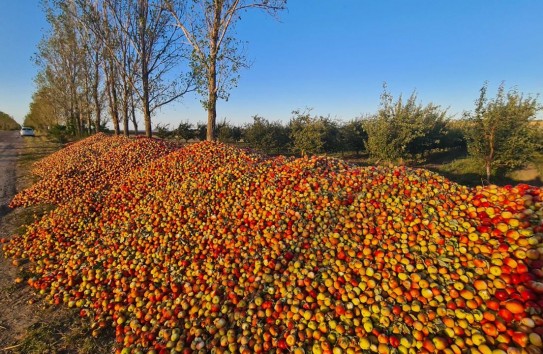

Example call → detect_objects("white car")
20 127 35 137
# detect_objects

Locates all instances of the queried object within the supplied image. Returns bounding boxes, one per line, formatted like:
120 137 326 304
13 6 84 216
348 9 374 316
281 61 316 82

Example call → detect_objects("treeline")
162 84 542 182
24 0 285 139
0 111 20 130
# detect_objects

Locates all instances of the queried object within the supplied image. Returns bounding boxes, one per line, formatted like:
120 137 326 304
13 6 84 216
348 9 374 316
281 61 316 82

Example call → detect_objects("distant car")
20 127 35 137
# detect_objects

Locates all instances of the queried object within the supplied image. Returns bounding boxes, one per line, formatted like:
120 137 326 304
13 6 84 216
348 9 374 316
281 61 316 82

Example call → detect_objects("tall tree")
166 0 286 141
103 0 193 137
0 112 20 130
36 0 87 135
24 86 63 130
70 0 193 137
465 83 542 182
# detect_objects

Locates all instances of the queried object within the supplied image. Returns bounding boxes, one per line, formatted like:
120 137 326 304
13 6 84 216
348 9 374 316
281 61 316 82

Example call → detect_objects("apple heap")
31 133 112 178
2 137 543 354
9 134 179 208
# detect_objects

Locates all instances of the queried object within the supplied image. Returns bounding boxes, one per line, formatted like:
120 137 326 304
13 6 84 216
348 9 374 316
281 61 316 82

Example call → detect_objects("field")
1 134 543 353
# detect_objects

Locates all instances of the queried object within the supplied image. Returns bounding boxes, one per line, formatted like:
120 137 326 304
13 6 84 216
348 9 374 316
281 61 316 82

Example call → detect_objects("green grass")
13 312 113 354
434 157 486 185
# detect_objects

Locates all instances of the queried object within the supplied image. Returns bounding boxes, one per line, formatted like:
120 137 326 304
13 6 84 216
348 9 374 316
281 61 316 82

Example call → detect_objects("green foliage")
464 83 542 181
47 125 70 145
363 85 449 162
405 110 449 156
217 119 243 143
243 115 290 154
154 123 174 139
439 120 468 152
196 122 207 141
24 87 62 131
0 111 20 130
337 119 367 155
176 120 194 142
533 121 543 153
289 110 338 156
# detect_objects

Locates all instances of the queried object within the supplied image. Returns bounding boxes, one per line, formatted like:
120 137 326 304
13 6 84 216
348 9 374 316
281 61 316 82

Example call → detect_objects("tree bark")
130 94 138 135
207 61 217 141
139 0 152 138
122 106 129 137
105 64 120 135
92 53 101 133
487 129 495 182
142 81 151 137
206 2 222 141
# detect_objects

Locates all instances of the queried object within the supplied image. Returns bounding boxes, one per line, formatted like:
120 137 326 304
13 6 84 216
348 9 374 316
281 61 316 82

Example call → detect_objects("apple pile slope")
9 134 179 208
3 139 543 353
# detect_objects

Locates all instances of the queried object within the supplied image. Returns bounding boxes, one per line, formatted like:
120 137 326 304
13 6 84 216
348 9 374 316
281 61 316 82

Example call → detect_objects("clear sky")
1 1 542 127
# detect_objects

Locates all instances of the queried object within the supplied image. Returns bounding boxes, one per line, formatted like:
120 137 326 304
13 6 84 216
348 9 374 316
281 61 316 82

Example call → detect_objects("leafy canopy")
363 85 449 162
464 82 542 181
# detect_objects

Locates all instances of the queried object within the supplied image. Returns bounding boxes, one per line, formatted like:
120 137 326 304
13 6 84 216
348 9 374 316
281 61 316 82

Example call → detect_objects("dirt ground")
0 131 40 350
0 132 111 353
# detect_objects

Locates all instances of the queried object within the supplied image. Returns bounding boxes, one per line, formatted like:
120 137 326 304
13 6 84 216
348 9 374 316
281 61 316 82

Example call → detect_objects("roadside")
0 131 48 351
0 132 112 353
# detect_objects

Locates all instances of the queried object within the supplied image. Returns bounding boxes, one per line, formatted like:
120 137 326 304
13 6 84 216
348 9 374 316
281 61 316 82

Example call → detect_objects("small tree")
195 122 207 141
176 120 194 142
154 123 173 139
363 85 448 162
289 110 337 156
338 118 367 155
216 119 243 143
465 83 541 182
243 115 290 154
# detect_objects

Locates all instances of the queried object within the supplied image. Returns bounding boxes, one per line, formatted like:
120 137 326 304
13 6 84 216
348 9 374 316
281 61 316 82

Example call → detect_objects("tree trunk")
110 82 120 135
487 130 495 182
122 87 129 137
207 63 217 141
205 3 222 141
142 82 151 138
93 56 101 133
130 95 138 135
132 119 139 136
87 112 92 135
123 109 129 137
139 0 152 138
107 78 120 135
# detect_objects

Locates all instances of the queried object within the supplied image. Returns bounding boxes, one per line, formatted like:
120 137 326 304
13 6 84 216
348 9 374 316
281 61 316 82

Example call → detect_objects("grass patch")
533 152 543 177
12 311 113 354
433 156 543 187
430 157 486 186
3 204 55 237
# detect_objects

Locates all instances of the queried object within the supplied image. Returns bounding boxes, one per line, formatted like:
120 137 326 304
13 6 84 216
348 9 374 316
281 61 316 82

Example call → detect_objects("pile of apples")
2 136 543 354
9 134 179 208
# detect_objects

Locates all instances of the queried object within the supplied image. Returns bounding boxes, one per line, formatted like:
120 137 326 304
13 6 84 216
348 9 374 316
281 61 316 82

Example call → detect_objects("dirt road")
0 131 20 218
0 131 38 351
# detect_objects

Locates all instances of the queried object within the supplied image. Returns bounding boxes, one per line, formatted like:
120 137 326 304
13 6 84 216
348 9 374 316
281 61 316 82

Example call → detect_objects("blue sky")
1 1 542 127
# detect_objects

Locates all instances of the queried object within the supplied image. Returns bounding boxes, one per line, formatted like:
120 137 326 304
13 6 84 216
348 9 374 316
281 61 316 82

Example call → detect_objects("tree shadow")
425 166 543 188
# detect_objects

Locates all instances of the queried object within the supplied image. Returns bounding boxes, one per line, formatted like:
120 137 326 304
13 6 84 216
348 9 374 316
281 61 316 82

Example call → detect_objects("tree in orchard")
464 82 541 182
